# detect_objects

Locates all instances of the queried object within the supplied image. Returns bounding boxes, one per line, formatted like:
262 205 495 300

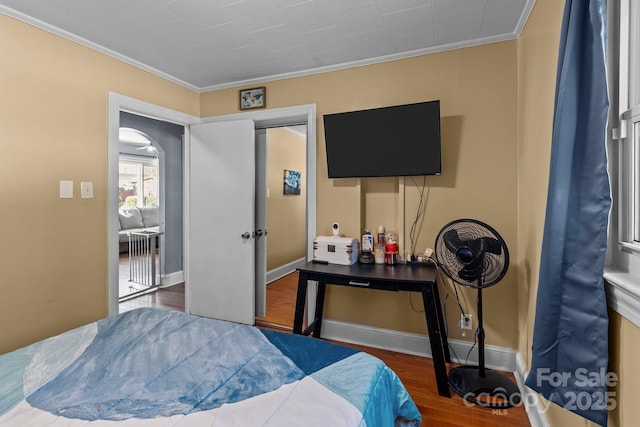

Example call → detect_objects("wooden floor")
119 283 185 313
254 272 298 328
120 273 530 426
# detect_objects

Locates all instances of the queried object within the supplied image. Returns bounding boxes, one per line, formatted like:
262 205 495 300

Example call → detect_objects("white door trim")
107 93 198 316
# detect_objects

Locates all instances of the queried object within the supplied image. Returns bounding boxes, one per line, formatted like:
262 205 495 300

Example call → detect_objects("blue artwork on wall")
283 170 301 195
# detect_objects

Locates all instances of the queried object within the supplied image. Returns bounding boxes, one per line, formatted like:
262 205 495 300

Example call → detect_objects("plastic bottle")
362 229 374 252
377 225 386 244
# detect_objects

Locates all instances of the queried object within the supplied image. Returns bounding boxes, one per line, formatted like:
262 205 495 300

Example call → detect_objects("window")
615 112 640 251
119 155 159 208
605 0 640 326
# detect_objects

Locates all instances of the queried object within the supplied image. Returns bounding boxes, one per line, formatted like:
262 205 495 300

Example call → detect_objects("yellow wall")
608 310 640 427
202 41 519 346
0 14 200 354
266 127 306 270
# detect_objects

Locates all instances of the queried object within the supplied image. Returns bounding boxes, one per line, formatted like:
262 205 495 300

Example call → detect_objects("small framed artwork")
239 87 266 110
283 170 301 195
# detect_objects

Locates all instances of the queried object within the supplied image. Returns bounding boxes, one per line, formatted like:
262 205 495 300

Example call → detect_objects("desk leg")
293 271 308 335
312 280 327 338
432 281 451 363
422 284 451 397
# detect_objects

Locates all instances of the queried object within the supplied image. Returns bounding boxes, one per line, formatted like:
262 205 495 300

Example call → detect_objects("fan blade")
443 229 464 253
468 237 502 256
443 229 479 265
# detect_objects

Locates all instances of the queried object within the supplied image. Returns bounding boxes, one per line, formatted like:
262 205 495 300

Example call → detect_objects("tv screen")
323 100 441 178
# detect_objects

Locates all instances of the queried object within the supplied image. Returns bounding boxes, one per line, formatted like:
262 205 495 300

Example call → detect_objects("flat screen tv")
323 100 441 178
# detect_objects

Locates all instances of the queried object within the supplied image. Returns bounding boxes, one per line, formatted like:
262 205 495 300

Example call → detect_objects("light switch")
59 180 73 199
81 181 94 199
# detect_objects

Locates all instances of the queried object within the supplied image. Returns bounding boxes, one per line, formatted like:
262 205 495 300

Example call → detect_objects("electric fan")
434 219 520 408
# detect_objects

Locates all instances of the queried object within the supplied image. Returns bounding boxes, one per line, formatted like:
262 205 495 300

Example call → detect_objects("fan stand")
448 281 521 409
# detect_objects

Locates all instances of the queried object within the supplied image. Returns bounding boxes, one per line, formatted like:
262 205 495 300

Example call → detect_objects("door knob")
255 229 263 237
241 232 251 239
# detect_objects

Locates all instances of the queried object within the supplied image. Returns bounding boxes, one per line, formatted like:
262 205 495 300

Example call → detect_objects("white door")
188 119 256 324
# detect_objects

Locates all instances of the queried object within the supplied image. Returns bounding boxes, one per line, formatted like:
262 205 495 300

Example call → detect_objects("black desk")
293 261 451 397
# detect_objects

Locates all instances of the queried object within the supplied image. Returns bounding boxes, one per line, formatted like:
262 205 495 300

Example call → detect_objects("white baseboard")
266 257 306 284
160 270 184 288
319 318 518 372
515 353 550 427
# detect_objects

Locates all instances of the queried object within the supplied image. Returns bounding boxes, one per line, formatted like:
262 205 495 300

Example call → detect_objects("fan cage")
434 219 509 289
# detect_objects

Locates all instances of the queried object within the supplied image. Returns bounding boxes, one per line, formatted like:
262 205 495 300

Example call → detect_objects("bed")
0 307 421 426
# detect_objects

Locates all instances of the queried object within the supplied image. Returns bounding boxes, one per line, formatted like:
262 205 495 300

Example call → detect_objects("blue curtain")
524 0 610 426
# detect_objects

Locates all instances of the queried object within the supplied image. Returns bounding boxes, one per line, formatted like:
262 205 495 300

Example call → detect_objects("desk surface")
298 261 437 283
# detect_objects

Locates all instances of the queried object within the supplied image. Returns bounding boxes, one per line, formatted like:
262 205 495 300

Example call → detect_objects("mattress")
0 307 421 426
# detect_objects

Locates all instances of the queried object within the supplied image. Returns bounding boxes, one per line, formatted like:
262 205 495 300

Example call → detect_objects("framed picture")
239 87 266 110
283 170 301 195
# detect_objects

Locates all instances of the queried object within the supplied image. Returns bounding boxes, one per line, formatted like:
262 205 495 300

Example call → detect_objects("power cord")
408 292 424 313
435 262 466 316
407 258 470 366
465 327 478 365
407 256 437 313
405 229 475 366
408 176 429 256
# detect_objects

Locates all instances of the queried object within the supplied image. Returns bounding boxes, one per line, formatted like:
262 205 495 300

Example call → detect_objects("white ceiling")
0 0 535 92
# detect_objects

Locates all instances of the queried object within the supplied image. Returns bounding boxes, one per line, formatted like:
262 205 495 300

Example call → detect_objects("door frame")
108 93 199 316
107 93 317 317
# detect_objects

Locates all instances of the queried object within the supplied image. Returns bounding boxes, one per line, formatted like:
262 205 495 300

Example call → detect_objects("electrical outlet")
460 313 472 330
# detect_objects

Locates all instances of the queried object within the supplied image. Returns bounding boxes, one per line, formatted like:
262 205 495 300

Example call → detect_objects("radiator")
128 231 160 288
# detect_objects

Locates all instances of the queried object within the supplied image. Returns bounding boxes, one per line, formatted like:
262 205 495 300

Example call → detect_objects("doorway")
107 94 316 320
255 125 308 328
264 126 308 278
115 112 185 308
118 146 161 300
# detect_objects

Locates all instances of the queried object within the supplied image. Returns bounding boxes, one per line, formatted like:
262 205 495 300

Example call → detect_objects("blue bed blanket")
0 308 421 426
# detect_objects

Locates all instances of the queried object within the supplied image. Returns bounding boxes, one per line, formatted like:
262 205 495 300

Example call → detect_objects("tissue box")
313 236 359 265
